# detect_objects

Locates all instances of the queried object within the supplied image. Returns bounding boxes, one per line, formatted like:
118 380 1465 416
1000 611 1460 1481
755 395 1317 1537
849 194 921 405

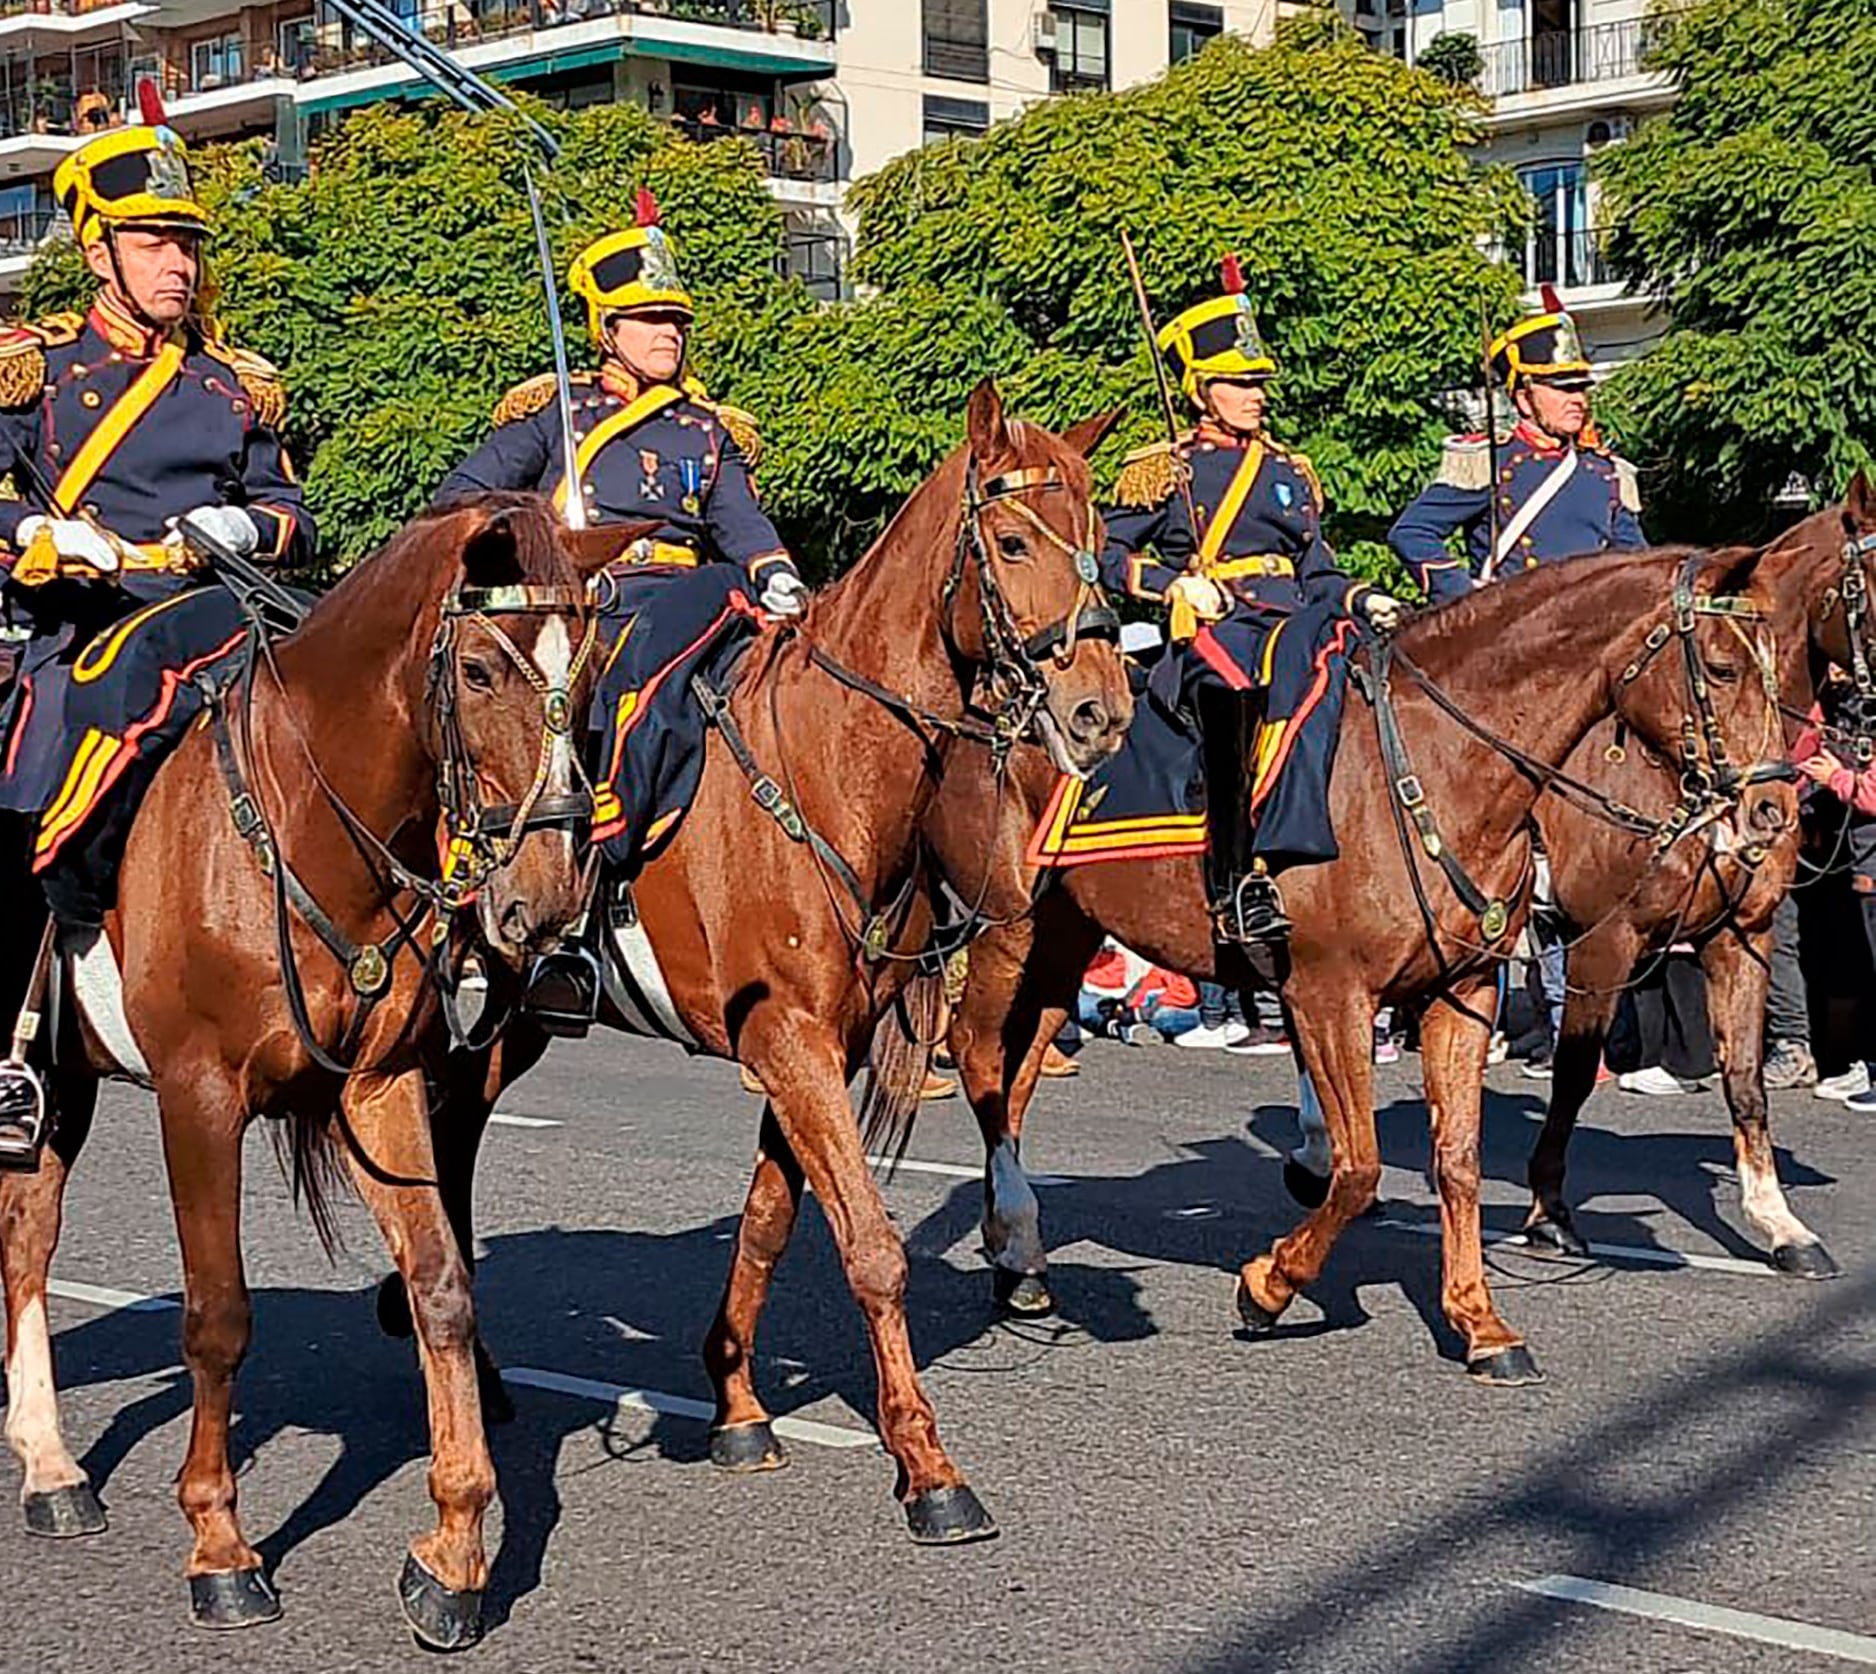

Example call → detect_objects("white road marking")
1517 1575 1876 1665
1374 1217 1774 1278
42 1279 874 1452
866 1154 1071 1187
501 1367 877 1451
488 1112 564 1130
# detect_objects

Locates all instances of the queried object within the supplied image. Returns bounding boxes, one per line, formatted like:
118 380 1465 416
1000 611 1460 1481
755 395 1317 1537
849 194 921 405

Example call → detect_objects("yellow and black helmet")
1157 254 1276 408
569 189 694 344
53 123 210 248
1490 300 1592 391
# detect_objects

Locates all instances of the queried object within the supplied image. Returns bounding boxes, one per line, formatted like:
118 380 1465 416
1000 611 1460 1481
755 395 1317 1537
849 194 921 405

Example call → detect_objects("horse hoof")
709 1421 789 1473
376 1272 413 1340
1466 1345 1545 1388
399 1552 483 1652
904 1484 998 1546
189 1567 281 1631
1235 1277 1281 1335
23 1483 106 1539
1772 1241 1841 1281
1521 1216 1589 1260
1282 1158 1330 1210
992 1268 1053 1316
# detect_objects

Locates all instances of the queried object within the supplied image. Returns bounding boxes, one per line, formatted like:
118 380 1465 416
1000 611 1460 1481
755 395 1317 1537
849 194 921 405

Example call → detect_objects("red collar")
89 292 168 359
1510 419 1572 456
1194 419 1261 450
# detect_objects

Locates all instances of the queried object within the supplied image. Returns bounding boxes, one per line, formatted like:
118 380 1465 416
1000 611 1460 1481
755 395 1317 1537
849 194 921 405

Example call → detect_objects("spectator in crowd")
1764 893 1817 1089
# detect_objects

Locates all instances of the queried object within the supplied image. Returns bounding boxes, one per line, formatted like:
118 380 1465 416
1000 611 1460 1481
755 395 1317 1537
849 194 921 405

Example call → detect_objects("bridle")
1805 530 1876 765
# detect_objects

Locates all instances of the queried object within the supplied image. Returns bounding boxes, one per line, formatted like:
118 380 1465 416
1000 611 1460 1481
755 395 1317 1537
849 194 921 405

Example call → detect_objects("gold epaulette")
212 343 288 430
0 315 75 411
709 402 762 469
1436 434 1493 491
1613 455 1641 514
1113 440 1184 509
492 371 597 428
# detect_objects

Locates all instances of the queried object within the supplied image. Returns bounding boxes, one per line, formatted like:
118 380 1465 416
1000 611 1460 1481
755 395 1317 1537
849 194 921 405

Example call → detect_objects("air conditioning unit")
1033 11 1058 54
1585 115 1632 148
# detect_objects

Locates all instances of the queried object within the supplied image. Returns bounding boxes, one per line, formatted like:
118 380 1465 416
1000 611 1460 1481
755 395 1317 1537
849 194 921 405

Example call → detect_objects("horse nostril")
499 900 534 945
1750 794 1786 836
1070 698 1109 742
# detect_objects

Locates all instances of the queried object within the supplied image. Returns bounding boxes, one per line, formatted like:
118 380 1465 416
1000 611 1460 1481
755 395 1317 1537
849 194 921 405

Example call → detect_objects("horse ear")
965 379 1010 463
1701 544 1765 598
1844 467 1876 532
458 507 526 587
561 521 659 575
1061 407 1125 460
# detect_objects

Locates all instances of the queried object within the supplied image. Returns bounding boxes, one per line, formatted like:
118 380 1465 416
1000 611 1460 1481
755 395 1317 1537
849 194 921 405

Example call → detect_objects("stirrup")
0 1060 49 1171
1214 873 1292 948
521 946 602 1039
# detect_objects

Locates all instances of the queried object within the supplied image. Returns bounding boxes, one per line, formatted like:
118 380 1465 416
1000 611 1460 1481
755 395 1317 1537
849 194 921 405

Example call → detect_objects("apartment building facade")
0 0 1673 366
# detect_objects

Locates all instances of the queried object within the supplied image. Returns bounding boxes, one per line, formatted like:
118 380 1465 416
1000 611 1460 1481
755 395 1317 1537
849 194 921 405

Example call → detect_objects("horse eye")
461 657 496 692
1708 663 1740 684
998 533 1028 560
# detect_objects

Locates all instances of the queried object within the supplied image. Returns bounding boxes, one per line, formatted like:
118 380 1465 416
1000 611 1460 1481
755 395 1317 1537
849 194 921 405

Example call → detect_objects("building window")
923 0 988 83
923 94 989 144
1169 2 1222 64
278 16 315 73
1518 161 1608 290
191 32 245 90
1049 1 1110 94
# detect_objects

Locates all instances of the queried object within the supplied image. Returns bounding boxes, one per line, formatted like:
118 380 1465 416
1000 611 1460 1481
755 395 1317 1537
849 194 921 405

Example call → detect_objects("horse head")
945 381 1133 776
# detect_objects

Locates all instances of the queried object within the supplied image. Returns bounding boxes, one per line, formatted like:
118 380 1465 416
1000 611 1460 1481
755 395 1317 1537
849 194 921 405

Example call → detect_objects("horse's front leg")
344 1066 494 1651
1421 977 1542 1386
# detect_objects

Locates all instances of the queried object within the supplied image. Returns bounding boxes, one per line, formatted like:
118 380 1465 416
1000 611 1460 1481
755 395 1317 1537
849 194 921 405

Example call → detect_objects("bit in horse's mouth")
1034 707 1096 782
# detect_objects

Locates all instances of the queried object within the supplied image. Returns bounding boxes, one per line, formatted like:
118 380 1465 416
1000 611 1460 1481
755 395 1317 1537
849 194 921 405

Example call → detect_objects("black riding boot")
1199 688 1291 948
521 935 602 1038
0 1060 48 1168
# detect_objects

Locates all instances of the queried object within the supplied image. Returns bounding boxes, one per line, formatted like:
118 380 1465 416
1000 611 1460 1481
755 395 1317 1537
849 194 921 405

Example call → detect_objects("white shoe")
1175 1020 1250 1050
1814 1065 1871 1102
1618 1065 1704 1097
1486 1032 1509 1066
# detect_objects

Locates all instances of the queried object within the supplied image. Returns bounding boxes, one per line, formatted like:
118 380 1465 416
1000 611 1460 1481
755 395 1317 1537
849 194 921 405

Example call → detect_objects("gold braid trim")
711 403 762 469
0 334 46 411
229 348 287 430
493 372 560 427
1113 441 1179 509
1437 435 1493 491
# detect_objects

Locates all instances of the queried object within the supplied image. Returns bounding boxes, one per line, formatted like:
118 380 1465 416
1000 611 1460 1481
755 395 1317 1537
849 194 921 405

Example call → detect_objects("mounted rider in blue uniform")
438 191 804 1031
0 111 314 1159
1099 258 1405 948
1387 305 1643 600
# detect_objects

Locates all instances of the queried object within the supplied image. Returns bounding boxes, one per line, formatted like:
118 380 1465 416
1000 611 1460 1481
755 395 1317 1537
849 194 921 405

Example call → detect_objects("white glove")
1363 591 1408 633
1167 572 1228 622
175 504 261 560
760 568 809 618
16 514 119 574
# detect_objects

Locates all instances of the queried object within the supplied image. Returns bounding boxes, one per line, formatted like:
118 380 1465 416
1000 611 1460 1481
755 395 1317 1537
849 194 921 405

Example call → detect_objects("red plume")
1539 282 1565 315
634 187 660 229
137 77 168 128
1219 253 1245 295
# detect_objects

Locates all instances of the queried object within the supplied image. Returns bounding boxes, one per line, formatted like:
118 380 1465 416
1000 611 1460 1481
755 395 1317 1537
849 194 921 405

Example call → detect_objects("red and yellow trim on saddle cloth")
1246 615 1358 818
32 623 248 868
1024 773 1208 870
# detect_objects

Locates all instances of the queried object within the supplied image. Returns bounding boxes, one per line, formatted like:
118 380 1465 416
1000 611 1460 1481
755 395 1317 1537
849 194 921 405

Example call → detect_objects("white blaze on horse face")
534 614 575 862
982 1138 1044 1277
5 1293 87 1496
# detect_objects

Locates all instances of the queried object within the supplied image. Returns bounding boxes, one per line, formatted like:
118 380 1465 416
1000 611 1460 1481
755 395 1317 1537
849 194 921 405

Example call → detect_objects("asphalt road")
2 1028 1872 1673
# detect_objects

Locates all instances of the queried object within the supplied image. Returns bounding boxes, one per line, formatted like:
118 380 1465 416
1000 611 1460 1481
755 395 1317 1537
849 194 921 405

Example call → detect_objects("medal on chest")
679 456 703 518
638 448 663 500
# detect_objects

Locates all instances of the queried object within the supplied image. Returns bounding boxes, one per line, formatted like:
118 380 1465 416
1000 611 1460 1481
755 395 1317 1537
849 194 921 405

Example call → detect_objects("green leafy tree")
23 100 794 569
1597 0 1876 539
733 14 1526 589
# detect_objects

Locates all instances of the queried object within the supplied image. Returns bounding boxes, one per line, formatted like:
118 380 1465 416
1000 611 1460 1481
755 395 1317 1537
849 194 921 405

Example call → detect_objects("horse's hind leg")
1 1079 105 1538
343 1067 494 1652
1704 928 1837 1278
1522 924 1634 1258
159 1074 279 1629
746 1011 995 1546
702 1103 804 1472
950 903 1100 1317
1422 977 1541 1386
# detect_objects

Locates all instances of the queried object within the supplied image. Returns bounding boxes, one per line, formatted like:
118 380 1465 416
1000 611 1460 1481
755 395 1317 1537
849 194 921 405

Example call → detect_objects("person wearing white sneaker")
1814 1064 1871 1102
1178 981 1249 1049
1617 1065 1706 1098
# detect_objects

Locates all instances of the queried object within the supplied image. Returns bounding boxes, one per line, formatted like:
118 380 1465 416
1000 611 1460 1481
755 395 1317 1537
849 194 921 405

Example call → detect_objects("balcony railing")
310 0 829 72
0 203 53 255
1480 17 1668 99
668 110 835 182
1518 227 1615 293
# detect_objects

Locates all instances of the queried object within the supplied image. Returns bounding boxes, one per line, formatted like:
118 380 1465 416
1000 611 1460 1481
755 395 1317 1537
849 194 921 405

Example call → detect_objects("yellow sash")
53 338 187 512
551 385 686 513
1196 440 1265 573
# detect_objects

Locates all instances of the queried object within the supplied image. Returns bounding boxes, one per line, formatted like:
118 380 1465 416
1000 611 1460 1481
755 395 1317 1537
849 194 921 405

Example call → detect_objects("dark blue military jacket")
0 293 314 613
1387 421 1644 604
1099 423 1361 616
439 365 794 583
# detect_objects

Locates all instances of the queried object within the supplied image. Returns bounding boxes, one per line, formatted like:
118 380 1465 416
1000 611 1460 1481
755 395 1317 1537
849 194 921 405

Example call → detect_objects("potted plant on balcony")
1417 31 1482 89
786 1 823 40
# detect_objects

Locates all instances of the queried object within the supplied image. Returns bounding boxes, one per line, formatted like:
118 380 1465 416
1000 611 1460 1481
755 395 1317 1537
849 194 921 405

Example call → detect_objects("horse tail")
857 969 945 1180
270 1109 351 1259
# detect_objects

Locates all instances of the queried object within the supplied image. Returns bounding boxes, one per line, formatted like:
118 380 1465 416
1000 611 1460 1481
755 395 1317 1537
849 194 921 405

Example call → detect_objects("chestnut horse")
928 544 1801 1384
1503 491 1876 1273
0 496 613 1648
378 384 1131 1546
